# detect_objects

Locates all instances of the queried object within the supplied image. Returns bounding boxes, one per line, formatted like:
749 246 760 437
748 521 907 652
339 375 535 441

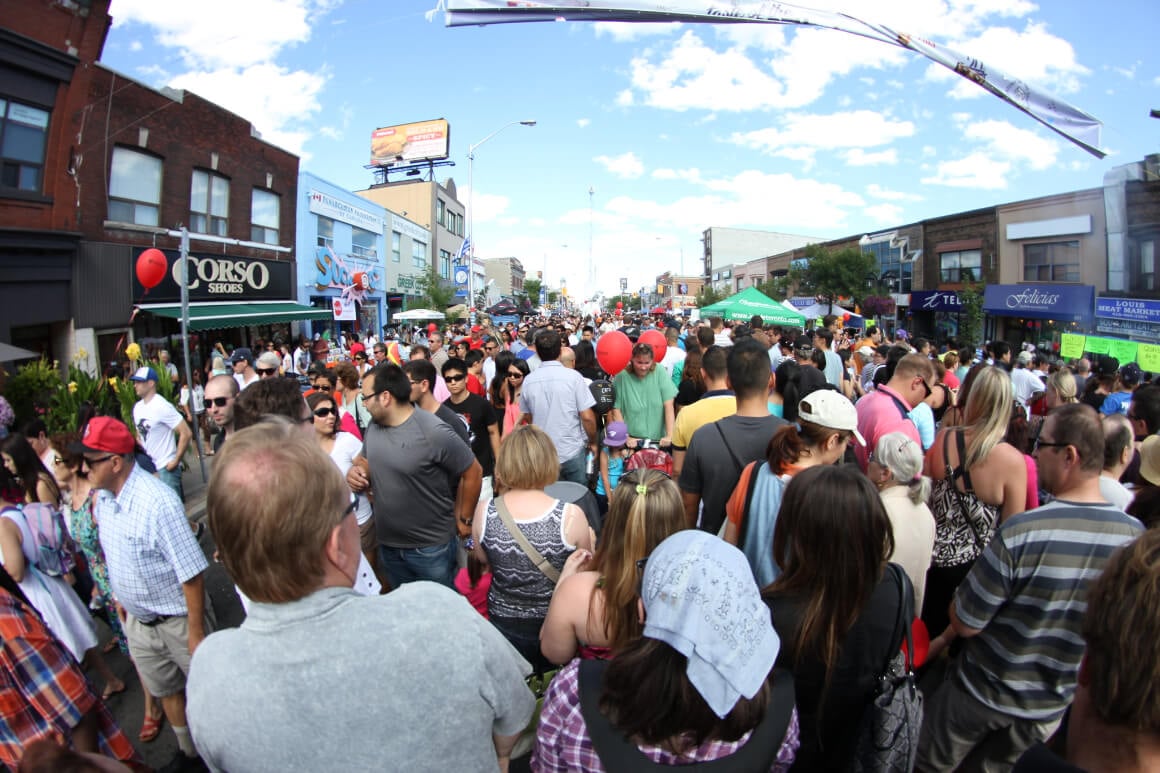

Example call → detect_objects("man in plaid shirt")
77 417 213 766
0 565 139 769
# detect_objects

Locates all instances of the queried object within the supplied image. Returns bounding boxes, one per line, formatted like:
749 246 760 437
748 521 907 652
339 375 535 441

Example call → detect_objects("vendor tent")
796 302 863 326
699 287 806 326
392 308 446 321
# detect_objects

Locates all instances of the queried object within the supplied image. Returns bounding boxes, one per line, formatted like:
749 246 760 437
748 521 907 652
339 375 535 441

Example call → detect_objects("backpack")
16 503 77 577
589 379 616 416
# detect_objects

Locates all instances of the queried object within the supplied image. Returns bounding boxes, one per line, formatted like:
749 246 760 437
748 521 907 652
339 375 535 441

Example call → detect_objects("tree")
523 277 543 307
415 262 455 310
957 282 985 350
695 284 725 309
788 244 879 311
756 275 791 301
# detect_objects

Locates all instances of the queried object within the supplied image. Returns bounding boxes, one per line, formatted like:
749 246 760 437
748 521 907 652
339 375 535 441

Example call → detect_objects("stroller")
624 439 674 477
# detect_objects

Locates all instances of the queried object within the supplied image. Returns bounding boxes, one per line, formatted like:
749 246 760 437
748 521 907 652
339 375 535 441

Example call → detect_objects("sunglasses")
256 367 277 376
81 455 116 468
445 374 466 383
313 407 336 418
207 396 231 407
316 385 332 393
508 372 525 379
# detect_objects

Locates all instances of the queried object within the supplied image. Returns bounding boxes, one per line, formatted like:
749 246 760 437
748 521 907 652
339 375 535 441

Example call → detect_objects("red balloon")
136 248 168 290
596 330 632 376
616 301 623 309
843 312 851 322
638 329 666 361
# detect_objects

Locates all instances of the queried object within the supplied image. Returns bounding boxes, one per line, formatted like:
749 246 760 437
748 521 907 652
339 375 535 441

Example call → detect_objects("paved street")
91 447 245 770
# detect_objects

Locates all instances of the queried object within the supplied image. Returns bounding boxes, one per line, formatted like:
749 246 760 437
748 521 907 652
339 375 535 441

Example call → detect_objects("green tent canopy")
699 287 807 326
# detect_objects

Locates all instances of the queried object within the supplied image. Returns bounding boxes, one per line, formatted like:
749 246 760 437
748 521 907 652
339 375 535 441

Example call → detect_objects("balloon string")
113 288 147 358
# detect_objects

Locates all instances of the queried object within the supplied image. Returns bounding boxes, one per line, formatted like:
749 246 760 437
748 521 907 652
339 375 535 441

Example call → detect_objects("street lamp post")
467 119 536 318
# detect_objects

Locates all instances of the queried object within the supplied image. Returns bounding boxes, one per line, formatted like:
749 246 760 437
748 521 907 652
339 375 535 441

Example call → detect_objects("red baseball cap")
69 417 135 456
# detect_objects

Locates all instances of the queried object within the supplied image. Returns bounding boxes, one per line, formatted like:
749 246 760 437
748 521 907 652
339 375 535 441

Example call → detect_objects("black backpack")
589 379 615 416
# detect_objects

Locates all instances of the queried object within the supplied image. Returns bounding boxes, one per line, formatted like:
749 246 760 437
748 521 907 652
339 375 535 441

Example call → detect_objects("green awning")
139 302 333 331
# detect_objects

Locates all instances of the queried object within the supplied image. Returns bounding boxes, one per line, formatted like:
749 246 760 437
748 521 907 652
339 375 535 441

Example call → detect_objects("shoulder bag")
493 495 560 583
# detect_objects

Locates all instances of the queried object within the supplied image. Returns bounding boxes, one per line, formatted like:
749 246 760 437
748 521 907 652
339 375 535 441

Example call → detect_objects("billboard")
370 119 450 168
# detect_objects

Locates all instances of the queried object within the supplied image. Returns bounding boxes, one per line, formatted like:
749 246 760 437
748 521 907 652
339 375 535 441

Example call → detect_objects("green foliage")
49 358 120 433
416 262 456 310
756 276 790 301
523 278 543 306
958 283 985 350
3 358 62 430
695 285 725 309
788 245 880 310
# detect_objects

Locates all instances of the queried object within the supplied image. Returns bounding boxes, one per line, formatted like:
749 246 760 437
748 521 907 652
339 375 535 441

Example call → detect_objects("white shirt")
660 346 686 378
235 372 260 392
133 393 184 468
1010 367 1045 414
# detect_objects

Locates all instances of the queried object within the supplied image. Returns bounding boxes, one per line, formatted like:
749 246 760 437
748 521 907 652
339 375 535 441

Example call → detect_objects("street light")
467 119 536 316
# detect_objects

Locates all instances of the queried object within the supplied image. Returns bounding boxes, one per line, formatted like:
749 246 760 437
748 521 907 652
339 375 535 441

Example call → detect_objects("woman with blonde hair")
922 365 1026 636
540 468 685 664
472 425 594 672
865 431 936 613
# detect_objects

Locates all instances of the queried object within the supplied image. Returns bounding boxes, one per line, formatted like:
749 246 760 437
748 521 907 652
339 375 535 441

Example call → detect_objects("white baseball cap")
797 390 866 446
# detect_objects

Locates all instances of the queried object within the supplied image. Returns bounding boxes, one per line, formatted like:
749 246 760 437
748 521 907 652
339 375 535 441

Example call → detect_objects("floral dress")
65 491 128 655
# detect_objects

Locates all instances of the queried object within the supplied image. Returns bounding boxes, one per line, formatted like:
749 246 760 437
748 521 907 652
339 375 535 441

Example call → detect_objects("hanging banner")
1138 344 1160 374
332 297 356 321
1059 334 1085 360
1084 337 1111 355
442 0 1105 158
1108 339 1139 366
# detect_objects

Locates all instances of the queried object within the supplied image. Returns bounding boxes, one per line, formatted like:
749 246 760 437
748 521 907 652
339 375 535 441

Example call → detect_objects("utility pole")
588 185 595 296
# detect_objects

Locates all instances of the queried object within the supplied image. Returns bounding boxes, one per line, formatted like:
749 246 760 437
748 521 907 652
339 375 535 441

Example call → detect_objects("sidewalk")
181 445 213 522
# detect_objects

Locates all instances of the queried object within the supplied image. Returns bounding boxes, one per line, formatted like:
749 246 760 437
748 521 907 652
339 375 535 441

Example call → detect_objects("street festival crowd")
3 311 1160 772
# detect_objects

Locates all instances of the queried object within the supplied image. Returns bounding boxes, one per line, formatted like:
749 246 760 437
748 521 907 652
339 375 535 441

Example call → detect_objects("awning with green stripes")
138 301 333 331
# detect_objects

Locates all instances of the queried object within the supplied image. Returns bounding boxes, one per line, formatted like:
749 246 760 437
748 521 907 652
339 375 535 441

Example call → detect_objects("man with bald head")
204 374 239 454
187 421 533 771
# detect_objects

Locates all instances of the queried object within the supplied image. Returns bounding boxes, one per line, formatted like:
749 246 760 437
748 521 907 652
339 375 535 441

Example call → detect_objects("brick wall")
921 207 998 289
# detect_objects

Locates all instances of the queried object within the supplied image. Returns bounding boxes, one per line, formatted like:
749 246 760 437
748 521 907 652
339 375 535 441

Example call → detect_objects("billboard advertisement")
370 119 450 168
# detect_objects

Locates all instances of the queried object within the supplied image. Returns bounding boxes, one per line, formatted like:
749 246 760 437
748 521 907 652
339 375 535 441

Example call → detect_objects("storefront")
910 290 963 345
1094 296 1160 343
982 283 1094 351
133 250 330 368
296 176 388 340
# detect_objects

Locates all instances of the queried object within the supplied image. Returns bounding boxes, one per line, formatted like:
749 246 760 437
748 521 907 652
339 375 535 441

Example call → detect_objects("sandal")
102 680 126 700
139 713 165 743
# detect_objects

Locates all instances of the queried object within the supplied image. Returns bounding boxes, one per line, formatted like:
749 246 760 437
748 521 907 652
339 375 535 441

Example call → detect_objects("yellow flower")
68 381 78 394
74 347 89 362
108 376 118 387
125 343 141 362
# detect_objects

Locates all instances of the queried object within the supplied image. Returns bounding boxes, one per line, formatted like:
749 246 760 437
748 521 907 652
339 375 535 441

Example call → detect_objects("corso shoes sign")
131 250 292 303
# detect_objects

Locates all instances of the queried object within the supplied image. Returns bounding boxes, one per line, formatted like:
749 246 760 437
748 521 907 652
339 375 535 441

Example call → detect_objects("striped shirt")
482 497 571 620
96 463 209 620
953 499 1142 720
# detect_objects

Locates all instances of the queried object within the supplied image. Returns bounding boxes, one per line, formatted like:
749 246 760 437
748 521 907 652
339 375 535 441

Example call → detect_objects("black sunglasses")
256 367 277 376
207 396 231 407
445 374 466 383
313 407 336 418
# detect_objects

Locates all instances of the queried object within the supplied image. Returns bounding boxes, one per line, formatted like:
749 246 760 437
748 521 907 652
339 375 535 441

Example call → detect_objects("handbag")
852 563 924 773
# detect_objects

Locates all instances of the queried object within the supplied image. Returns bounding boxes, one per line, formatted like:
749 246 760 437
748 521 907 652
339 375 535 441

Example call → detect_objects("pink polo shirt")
855 384 920 471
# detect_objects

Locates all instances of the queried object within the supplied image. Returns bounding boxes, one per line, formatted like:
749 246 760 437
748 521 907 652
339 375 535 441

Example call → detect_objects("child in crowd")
594 421 631 515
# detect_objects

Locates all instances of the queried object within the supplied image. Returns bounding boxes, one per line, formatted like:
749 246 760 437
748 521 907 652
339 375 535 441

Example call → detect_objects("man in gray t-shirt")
190 421 532 772
349 364 482 589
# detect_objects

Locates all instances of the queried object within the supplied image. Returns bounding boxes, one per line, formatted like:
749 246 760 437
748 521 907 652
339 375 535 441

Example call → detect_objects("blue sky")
99 0 1159 299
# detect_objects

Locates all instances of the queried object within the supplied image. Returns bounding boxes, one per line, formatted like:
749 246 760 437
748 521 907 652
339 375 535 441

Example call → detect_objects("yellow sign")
1059 334 1085 359
1139 344 1160 373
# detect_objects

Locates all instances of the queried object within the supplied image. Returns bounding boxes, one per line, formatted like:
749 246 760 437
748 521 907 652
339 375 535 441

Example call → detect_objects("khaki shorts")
125 606 216 698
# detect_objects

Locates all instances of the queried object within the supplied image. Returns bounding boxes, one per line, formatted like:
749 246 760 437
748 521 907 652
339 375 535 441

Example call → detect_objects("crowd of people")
2 309 1159 773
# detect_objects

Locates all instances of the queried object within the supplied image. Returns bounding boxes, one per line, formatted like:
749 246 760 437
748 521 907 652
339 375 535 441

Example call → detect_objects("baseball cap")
471 325 482 333
1120 362 1143 386
603 421 629 447
793 334 814 352
230 347 254 366
1096 355 1120 377
895 329 909 340
128 366 158 383
69 417 135 456
797 390 866 445
1016 350 1033 366
857 345 875 359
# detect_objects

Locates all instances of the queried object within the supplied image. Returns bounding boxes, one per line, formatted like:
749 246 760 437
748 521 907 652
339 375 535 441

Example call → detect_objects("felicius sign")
132 251 291 303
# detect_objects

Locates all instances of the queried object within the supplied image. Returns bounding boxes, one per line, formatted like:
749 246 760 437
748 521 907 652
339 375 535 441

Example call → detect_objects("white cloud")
594 21 681 42
921 145 937 157
651 168 705 183
594 151 645 180
129 40 143 52
105 0 336 156
867 183 922 202
866 203 904 222
922 152 1011 189
615 89 634 106
729 110 914 165
463 186 514 225
577 118 591 128
964 119 1059 170
845 148 899 166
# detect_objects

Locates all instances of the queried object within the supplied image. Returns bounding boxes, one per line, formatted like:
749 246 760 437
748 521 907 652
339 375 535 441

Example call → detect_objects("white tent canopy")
392 308 445 321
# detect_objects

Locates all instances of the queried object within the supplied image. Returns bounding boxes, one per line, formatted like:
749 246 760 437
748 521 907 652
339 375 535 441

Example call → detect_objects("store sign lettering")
1096 297 1160 324
1006 288 1061 310
172 257 270 295
919 291 960 310
314 247 382 292
398 274 415 289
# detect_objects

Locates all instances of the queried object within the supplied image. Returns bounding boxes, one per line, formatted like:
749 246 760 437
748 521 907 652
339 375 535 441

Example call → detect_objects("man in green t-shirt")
611 342 677 445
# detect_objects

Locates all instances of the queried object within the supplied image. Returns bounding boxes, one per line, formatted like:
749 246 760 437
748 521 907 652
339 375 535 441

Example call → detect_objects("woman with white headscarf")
533 530 800 771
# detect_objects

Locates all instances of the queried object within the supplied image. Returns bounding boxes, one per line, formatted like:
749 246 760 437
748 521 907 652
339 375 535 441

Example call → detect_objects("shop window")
351 226 376 258
412 241 426 268
251 189 280 244
190 170 229 236
109 147 162 226
391 231 401 262
0 99 49 192
939 249 981 283
317 216 335 249
440 249 451 279
1023 240 1080 282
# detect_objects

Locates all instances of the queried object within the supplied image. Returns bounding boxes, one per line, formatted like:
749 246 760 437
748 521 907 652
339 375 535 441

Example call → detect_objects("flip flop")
102 681 126 700
139 713 165 743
